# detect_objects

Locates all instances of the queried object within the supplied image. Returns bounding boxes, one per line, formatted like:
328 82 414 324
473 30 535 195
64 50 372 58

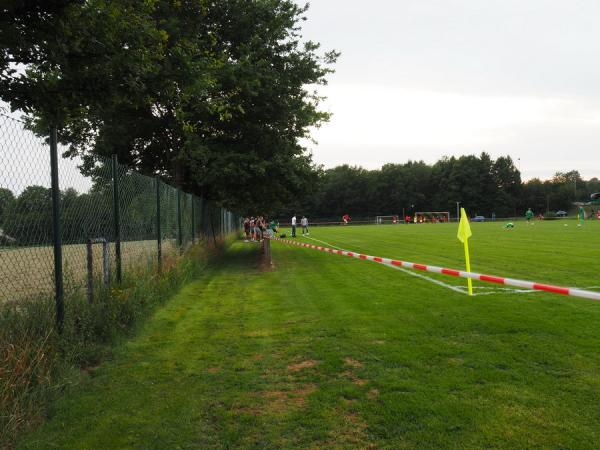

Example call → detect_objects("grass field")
0 239 177 303
18 221 600 448
290 220 600 295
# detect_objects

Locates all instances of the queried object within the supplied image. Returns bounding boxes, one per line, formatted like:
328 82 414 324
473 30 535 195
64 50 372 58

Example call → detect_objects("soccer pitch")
20 221 600 449
291 220 600 299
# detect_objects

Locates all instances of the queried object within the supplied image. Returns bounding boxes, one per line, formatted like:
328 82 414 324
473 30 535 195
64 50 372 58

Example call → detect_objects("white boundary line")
303 235 487 296
276 235 600 301
299 235 587 297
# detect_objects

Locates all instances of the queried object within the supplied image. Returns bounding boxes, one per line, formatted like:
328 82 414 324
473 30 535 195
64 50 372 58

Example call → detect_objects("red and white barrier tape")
269 237 600 301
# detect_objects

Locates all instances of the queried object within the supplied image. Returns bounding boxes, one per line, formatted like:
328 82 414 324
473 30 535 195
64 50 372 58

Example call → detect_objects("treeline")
0 183 150 245
0 174 216 246
291 153 600 219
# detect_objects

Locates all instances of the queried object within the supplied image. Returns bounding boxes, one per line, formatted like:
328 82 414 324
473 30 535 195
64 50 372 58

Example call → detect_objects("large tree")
1 1 338 214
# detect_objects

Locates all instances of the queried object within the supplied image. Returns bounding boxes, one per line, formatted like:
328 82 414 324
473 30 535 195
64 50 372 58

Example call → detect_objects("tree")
491 156 521 216
4 186 53 244
0 1 76 79
0 187 16 226
2 1 337 214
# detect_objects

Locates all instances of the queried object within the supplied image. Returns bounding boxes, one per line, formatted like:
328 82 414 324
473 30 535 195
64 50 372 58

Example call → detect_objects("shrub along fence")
0 113 239 329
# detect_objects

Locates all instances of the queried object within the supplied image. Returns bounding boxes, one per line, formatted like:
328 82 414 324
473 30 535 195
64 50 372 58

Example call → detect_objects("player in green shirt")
578 206 585 226
525 208 534 224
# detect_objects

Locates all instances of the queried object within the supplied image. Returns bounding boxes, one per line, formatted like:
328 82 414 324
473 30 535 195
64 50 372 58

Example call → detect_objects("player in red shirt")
342 214 350 225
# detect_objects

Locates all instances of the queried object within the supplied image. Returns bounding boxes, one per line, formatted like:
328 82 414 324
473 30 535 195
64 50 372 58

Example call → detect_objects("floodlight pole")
456 202 460 222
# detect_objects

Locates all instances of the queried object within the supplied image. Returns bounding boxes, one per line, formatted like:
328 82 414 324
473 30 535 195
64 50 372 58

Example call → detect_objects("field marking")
302 235 468 294
301 235 549 297
302 235 344 250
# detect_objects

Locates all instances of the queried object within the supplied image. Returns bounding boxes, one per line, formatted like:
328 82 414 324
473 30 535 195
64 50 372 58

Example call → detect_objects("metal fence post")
112 155 122 283
221 209 224 236
86 239 93 303
198 197 205 238
102 240 109 286
49 127 64 332
176 188 183 249
86 238 109 304
191 195 196 244
156 177 162 273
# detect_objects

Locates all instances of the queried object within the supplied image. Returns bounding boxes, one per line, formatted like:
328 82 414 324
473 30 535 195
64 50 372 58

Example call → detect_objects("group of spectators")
243 216 279 242
410 215 449 224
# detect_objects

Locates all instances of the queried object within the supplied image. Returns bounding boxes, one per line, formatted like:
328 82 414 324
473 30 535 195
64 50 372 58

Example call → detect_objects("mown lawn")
18 224 600 448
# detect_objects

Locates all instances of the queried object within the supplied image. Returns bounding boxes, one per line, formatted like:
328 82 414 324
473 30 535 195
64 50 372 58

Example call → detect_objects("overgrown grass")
0 237 234 448
15 224 600 448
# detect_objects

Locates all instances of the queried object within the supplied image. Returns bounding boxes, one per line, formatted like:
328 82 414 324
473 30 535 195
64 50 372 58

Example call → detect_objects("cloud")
305 84 600 180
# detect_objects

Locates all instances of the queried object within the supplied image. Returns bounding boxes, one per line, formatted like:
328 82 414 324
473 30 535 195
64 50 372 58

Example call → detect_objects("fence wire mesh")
0 113 239 305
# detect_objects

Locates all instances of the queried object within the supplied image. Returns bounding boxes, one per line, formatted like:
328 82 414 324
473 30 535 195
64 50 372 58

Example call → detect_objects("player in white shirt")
291 214 297 237
301 216 309 235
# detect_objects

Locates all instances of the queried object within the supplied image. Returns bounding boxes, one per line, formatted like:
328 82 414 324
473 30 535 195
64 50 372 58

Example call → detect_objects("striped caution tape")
269 237 600 301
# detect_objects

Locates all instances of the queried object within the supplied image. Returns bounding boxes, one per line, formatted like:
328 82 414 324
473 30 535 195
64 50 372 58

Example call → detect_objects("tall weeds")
0 238 231 447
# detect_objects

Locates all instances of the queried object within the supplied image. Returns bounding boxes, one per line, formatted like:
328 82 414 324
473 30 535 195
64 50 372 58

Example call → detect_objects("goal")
376 215 401 224
414 211 450 223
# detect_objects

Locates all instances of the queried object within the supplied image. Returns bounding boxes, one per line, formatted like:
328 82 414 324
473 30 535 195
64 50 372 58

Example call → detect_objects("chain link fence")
0 113 239 312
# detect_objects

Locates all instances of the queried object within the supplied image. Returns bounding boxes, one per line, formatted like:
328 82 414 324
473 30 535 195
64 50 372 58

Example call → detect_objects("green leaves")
2 1 337 214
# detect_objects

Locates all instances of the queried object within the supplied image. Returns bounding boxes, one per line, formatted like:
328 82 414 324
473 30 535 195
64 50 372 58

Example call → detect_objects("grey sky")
300 0 600 180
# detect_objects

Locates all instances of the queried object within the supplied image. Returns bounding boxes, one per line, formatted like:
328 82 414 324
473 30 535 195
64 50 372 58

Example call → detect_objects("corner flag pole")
457 207 473 296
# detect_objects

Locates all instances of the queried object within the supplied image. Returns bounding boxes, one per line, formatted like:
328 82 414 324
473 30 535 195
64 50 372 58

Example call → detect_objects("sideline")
295 235 597 298
301 235 470 295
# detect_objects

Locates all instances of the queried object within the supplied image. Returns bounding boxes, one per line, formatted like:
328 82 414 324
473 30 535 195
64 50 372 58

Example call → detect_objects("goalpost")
376 215 401 224
414 211 450 223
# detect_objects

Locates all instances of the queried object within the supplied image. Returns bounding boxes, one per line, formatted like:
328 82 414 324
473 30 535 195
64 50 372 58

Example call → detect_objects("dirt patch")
371 340 385 345
313 408 373 448
287 359 318 372
207 367 220 373
344 357 363 368
253 354 263 361
341 370 367 386
238 384 317 416
367 388 379 399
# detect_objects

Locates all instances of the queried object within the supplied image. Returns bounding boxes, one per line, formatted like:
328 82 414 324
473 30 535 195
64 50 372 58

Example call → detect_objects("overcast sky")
299 0 600 180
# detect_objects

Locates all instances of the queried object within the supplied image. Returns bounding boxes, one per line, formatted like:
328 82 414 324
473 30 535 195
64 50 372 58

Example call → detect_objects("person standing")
525 208 534 225
243 218 250 241
578 206 585 227
291 214 297 237
301 216 309 235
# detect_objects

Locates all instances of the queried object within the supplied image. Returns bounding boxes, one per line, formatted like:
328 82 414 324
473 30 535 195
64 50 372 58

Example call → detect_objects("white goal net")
376 215 401 224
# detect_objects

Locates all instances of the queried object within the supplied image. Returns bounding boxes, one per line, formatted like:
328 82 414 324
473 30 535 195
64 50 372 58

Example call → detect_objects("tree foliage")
301 155 598 219
1 0 338 214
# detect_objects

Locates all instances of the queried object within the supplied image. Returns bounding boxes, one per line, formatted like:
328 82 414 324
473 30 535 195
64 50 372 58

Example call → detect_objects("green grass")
18 221 600 448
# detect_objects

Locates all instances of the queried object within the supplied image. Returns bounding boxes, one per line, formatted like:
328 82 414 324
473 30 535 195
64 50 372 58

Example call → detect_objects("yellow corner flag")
457 207 473 296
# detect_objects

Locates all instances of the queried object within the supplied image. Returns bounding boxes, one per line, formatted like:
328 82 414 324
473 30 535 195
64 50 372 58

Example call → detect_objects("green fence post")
199 197 205 237
177 188 183 250
191 195 196 244
112 155 122 283
156 177 162 273
49 127 64 332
